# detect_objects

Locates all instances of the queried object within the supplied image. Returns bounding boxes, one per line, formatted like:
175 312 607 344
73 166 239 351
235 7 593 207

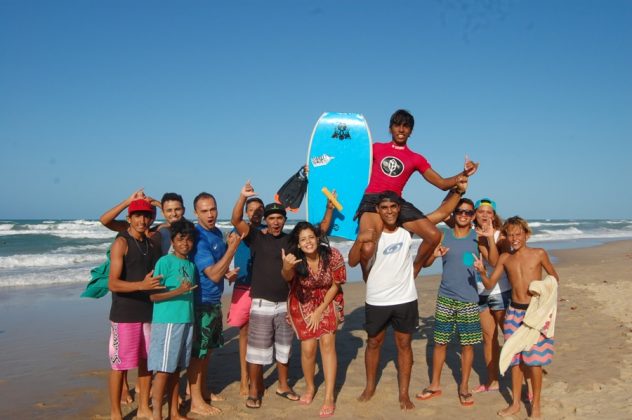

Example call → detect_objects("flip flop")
276 390 300 401
245 396 261 409
415 388 442 400
319 404 335 418
459 392 474 406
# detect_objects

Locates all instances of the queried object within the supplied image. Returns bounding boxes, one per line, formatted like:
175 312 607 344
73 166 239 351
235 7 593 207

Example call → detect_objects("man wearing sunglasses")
416 198 483 407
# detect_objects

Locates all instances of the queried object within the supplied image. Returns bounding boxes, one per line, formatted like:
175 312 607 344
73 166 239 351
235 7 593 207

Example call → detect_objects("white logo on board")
312 154 335 167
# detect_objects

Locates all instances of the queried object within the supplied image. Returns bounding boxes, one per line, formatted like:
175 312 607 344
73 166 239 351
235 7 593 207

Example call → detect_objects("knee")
366 336 384 350
361 241 376 258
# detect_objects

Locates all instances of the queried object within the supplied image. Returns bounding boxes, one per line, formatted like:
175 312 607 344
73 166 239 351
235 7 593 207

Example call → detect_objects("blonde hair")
502 216 532 236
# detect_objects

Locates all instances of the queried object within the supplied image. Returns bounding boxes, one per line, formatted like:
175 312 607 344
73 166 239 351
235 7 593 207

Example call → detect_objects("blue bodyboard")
306 112 372 240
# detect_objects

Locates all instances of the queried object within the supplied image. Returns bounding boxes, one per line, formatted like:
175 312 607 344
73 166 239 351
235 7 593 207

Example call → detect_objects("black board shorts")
364 300 419 337
354 193 426 224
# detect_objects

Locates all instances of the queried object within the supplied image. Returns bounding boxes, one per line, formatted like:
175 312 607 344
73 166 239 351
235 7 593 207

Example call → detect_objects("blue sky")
1 0 630 220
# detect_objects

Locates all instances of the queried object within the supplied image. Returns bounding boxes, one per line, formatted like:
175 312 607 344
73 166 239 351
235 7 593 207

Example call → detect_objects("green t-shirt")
152 254 197 323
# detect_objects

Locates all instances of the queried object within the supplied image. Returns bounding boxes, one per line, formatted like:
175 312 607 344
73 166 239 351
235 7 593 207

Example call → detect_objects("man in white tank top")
349 181 467 411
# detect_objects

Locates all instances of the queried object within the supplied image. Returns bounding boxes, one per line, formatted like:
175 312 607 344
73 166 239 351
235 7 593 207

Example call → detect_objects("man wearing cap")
107 199 165 420
231 181 300 409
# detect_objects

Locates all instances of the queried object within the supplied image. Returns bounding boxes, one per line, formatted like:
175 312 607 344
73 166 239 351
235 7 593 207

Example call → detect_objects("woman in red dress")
282 221 345 418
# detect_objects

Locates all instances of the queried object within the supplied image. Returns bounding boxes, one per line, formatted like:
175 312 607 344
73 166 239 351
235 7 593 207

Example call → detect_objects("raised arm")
473 252 507 289
422 156 479 191
318 190 337 235
231 182 256 236
99 190 146 232
426 176 468 225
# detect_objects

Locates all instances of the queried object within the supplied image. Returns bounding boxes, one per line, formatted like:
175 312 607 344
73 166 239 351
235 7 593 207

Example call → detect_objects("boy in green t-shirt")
148 219 198 420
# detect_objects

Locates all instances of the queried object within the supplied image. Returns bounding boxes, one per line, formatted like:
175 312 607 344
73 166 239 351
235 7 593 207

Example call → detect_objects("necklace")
132 235 149 256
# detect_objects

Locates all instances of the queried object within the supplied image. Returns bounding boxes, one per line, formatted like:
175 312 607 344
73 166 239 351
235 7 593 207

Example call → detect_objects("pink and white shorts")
109 322 151 370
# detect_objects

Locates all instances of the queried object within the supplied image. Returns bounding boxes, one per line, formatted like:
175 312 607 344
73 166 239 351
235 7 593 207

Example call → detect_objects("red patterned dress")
287 247 346 340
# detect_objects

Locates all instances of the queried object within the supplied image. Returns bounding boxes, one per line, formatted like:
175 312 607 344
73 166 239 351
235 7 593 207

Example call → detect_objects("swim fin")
275 166 308 213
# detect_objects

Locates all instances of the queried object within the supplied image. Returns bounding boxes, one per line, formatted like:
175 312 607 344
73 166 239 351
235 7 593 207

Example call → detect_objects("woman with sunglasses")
471 198 512 394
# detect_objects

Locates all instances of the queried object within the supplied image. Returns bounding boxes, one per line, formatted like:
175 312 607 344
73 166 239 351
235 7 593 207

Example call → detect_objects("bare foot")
170 413 192 420
497 403 521 417
529 404 542 419
190 402 222 416
210 392 225 402
239 383 249 397
120 387 133 405
136 407 153 419
357 388 375 402
399 395 415 410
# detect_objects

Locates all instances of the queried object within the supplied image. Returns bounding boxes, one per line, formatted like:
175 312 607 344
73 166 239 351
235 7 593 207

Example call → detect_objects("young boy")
416 198 483 407
148 219 198 420
353 109 478 279
474 216 559 419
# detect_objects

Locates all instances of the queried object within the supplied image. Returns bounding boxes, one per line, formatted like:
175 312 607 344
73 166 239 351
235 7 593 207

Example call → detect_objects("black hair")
287 221 331 278
193 192 216 210
389 109 415 129
456 197 475 209
377 190 402 205
169 218 197 240
245 197 264 208
161 192 184 207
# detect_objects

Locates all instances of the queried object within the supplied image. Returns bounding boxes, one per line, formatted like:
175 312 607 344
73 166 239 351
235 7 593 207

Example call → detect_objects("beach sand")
1 240 631 419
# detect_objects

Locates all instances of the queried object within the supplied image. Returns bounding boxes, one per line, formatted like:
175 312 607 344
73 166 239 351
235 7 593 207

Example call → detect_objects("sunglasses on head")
454 208 475 216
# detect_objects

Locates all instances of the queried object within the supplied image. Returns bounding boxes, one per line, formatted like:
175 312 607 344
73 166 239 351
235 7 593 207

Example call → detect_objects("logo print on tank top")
383 242 403 255
380 156 404 177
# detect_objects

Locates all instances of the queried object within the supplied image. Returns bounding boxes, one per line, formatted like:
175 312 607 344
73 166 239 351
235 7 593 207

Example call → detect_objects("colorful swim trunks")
504 303 555 367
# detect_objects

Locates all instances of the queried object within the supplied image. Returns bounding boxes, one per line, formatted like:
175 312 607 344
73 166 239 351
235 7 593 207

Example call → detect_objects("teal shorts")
192 303 224 359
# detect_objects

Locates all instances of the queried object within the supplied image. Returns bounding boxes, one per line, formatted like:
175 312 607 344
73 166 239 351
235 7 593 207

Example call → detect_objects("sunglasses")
454 209 475 216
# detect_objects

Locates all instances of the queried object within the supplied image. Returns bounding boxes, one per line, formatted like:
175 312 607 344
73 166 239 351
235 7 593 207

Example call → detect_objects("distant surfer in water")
351 109 478 279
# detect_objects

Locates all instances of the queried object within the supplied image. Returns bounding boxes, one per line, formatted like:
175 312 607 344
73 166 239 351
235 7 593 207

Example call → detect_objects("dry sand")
1 240 631 419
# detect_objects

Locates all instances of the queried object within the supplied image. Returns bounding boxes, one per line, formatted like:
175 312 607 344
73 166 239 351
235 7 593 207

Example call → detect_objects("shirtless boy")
474 216 559 419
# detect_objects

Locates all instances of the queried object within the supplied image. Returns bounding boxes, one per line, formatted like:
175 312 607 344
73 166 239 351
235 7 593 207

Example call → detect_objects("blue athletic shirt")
191 224 227 304
438 229 480 303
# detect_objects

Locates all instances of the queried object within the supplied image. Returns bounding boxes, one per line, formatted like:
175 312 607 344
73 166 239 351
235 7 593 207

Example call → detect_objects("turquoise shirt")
152 254 197 323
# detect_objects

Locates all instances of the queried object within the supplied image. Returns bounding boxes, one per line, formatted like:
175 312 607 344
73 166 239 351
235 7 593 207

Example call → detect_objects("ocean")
1 218 631 289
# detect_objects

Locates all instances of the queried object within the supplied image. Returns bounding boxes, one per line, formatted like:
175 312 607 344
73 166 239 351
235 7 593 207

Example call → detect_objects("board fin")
275 166 308 212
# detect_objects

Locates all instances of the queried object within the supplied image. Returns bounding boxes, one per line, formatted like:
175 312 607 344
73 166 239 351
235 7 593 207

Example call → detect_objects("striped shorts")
148 323 193 373
504 304 554 367
245 299 294 365
433 295 482 346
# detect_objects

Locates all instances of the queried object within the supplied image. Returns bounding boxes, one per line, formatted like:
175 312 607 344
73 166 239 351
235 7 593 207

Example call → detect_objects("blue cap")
474 198 496 211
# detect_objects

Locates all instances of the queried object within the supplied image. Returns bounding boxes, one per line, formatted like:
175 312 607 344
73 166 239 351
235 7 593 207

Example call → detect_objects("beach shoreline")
1 240 631 418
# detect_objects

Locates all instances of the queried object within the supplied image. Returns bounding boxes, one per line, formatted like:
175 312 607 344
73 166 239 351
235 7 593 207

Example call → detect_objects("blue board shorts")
148 323 193 373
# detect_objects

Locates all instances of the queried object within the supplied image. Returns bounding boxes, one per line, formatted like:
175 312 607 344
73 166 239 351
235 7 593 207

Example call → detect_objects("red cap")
128 199 155 216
